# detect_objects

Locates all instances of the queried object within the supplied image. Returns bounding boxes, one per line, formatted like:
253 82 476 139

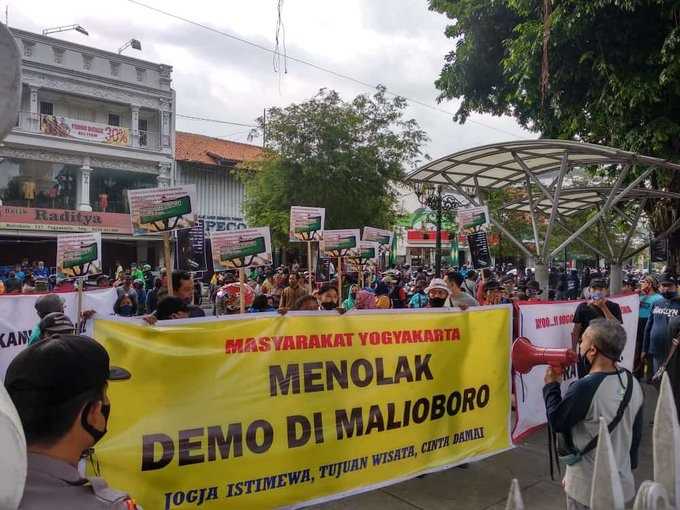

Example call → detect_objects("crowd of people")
5 254 680 510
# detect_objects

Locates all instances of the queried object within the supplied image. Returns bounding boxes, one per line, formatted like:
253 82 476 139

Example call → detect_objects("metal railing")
505 373 680 509
14 111 162 151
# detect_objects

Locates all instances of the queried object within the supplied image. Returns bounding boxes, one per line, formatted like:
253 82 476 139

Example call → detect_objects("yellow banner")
93 306 513 510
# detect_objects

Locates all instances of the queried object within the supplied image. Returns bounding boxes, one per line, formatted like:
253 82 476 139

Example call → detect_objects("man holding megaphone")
542 318 644 510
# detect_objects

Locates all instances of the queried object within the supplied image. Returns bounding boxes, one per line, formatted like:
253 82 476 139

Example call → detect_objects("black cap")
38 312 75 337
526 280 543 294
34 293 65 318
5 335 130 409
590 278 608 289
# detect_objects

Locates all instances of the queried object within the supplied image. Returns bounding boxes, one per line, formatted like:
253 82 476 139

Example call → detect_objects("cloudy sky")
8 0 532 164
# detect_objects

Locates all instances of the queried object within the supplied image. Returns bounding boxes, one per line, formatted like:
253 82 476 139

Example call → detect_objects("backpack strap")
579 370 633 457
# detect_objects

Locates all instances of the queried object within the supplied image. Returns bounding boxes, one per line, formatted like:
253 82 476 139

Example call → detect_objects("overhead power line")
176 113 257 128
127 0 526 139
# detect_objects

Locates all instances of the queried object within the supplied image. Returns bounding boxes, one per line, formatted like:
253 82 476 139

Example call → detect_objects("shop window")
40 102 53 116
0 158 77 210
91 168 156 213
108 114 120 127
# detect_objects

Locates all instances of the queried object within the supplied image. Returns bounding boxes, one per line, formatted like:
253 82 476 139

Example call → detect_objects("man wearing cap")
525 280 543 302
37 312 75 341
544 319 643 509
4 334 139 509
483 280 511 305
29 293 66 345
642 274 680 381
425 278 450 308
571 278 622 354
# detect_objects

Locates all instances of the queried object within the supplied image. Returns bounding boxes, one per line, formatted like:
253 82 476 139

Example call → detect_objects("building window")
110 62 120 77
108 114 120 127
139 118 148 146
53 47 65 64
82 54 93 70
136 68 146 82
22 40 34 57
0 158 78 210
39 102 53 116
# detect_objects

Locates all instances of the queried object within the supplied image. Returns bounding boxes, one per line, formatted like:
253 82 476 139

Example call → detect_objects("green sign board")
294 215 322 234
140 195 192 224
326 235 357 252
360 246 376 259
63 243 98 268
219 237 266 261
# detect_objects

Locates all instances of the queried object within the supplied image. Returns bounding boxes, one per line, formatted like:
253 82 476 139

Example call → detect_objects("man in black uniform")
4 334 139 509
571 279 622 378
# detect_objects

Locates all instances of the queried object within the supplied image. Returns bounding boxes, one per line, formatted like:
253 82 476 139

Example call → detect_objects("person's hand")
640 351 647 360
544 366 562 384
278 308 288 315
336 307 347 315
81 309 96 320
142 314 157 325
458 304 469 311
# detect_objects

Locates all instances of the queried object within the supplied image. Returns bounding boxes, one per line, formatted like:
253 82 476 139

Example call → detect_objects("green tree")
429 0 680 269
237 87 428 248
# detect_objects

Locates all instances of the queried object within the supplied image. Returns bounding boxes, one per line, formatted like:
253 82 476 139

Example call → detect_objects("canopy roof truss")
406 140 680 264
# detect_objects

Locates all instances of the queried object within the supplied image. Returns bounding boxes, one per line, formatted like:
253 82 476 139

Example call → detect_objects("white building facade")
0 28 175 272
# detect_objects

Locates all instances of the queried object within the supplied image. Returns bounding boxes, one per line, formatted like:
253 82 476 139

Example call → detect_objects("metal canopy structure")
406 139 680 293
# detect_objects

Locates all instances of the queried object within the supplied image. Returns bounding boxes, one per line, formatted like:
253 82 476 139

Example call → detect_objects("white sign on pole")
56 232 102 277
457 205 490 233
211 227 273 270
127 185 198 236
362 227 394 253
321 229 361 258
0 288 118 381
289 206 325 242
512 293 639 442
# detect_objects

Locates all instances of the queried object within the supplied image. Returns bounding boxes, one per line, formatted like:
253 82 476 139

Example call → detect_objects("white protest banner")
211 227 272 270
457 205 490 233
0 288 118 381
321 229 361 258
57 232 102 277
512 293 639 442
289 206 325 242
362 227 394 253
127 185 197 236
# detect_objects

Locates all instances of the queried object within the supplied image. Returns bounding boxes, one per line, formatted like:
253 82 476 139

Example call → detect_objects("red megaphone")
511 336 577 375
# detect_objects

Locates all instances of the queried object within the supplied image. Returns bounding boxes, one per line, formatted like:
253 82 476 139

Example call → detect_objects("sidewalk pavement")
311 383 657 510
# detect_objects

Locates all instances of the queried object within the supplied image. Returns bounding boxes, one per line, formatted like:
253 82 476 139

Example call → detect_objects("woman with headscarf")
354 289 377 310
342 284 359 311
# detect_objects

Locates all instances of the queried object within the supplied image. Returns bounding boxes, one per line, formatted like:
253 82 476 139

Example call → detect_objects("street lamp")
413 183 462 277
42 24 89 37
118 39 142 54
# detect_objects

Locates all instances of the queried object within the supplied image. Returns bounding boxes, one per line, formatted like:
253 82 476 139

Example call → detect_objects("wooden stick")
76 278 84 333
239 267 246 314
337 256 342 302
163 232 174 296
307 241 313 294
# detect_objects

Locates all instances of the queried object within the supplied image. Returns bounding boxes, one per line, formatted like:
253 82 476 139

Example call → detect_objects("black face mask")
320 302 336 310
81 401 110 444
430 297 446 308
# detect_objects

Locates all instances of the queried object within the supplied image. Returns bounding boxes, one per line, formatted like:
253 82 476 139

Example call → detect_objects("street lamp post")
413 183 462 277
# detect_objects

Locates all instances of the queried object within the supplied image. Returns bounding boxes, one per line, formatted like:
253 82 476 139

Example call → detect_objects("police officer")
4 334 140 509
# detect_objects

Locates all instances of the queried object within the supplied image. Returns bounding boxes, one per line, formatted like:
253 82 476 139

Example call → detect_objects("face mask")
590 291 604 301
662 291 677 299
578 345 595 376
81 401 110 444
320 302 336 310
119 305 133 316
430 297 446 308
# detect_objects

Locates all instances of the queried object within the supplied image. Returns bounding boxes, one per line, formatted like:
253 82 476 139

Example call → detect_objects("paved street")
311 384 657 510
